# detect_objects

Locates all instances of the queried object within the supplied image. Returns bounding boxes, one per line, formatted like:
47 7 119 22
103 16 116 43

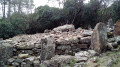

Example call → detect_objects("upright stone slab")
40 36 55 61
114 20 120 36
0 42 13 67
107 18 114 32
90 22 108 53
107 18 114 29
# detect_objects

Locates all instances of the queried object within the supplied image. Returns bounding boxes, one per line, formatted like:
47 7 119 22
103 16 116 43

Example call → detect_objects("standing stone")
0 43 13 67
40 36 55 61
114 20 120 36
90 22 108 53
107 18 114 29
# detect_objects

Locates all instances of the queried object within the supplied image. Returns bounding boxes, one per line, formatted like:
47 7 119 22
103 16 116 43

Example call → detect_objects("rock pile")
0 23 120 67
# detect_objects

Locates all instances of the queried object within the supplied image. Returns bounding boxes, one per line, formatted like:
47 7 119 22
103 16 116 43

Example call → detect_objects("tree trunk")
8 0 11 22
3 0 5 18
2 3 4 16
14 4 16 12
18 0 22 14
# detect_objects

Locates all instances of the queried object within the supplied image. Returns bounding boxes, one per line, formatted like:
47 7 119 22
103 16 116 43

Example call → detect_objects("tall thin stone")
90 22 108 53
0 43 13 66
40 36 55 61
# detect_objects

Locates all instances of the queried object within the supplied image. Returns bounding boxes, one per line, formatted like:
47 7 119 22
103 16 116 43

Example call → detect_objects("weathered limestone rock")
41 55 74 67
12 62 19 66
17 50 34 55
56 36 79 45
26 56 35 62
80 36 91 44
81 30 93 37
108 38 116 43
74 62 87 67
16 42 34 49
56 37 71 45
114 20 120 36
75 51 89 57
33 60 40 67
18 54 29 58
90 22 108 53
40 36 55 61
8 58 15 64
75 56 88 62
53 24 75 32
88 50 97 57
0 43 13 67
76 44 89 49
57 45 71 50
75 51 89 62
107 18 114 32
108 42 118 48
21 62 31 67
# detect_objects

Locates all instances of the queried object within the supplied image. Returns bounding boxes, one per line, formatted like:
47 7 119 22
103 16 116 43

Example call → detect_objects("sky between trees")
34 0 89 8
0 0 89 18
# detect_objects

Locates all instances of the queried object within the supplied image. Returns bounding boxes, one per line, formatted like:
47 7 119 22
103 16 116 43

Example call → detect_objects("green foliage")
10 13 29 34
63 0 84 27
0 19 14 39
70 59 77 67
35 5 64 32
0 13 29 39
111 1 120 22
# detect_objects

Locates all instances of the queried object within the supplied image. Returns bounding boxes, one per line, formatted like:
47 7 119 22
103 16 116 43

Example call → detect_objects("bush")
0 19 14 39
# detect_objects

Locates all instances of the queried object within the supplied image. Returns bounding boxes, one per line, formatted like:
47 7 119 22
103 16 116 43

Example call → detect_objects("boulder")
26 56 35 62
74 62 87 67
81 30 93 37
40 36 55 61
108 42 118 48
18 54 29 59
33 60 40 67
53 24 75 32
16 42 34 50
56 45 71 50
21 62 31 67
90 22 108 53
80 36 91 44
75 56 88 62
55 37 71 45
41 55 74 67
76 44 89 49
108 38 116 43
107 18 114 32
55 36 79 45
8 58 15 64
88 50 97 56
75 51 89 62
75 51 89 57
